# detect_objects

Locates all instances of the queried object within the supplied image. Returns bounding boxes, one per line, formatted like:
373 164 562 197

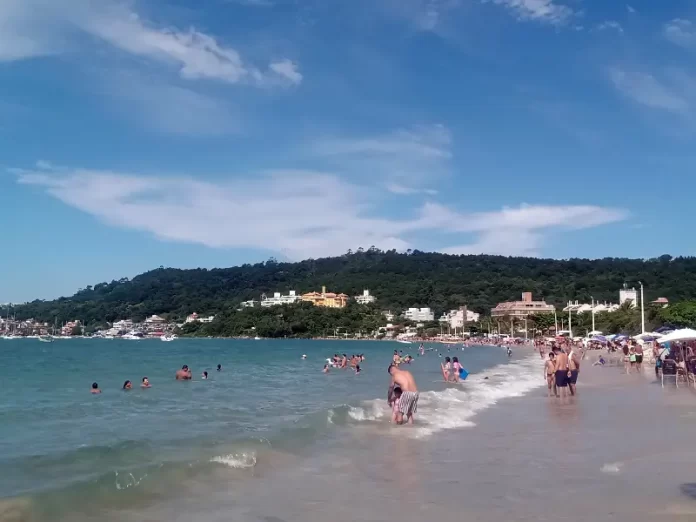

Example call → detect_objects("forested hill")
9 250 696 326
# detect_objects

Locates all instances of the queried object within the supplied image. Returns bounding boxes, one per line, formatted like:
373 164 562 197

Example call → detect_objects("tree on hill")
9 250 696 328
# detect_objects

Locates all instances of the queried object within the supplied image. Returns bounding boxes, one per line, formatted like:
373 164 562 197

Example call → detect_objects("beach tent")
657 329 696 344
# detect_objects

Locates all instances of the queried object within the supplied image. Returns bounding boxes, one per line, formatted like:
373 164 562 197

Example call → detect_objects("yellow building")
301 286 349 308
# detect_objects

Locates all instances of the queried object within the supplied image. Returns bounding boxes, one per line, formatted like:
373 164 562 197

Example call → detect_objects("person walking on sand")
387 364 419 425
634 342 644 372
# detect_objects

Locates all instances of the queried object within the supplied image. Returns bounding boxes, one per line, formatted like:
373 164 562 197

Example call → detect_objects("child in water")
390 386 403 424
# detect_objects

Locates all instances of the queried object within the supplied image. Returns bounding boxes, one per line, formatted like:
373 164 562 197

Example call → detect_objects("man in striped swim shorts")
388 364 419 425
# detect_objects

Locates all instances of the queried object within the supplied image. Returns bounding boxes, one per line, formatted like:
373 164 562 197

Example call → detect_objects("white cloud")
314 124 452 194
609 68 689 114
626 5 636 14
664 19 696 50
269 59 303 85
596 21 623 33
385 184 439 195
487 0 576 26
15 164 628 259
0 0 300 86
379 0 462 32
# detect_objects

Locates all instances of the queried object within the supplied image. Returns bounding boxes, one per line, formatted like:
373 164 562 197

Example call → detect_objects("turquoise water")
0 338 532 520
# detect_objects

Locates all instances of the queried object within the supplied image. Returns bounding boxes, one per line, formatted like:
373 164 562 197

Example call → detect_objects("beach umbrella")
655 325 676 334
614 334 629 341
634 332 663 342
606 334 618 341
591 335 608 343
657 329 696 344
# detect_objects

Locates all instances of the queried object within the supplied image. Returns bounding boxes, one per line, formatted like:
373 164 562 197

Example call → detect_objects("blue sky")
1 0 695 302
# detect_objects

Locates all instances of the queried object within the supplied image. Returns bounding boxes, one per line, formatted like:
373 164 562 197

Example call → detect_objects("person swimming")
122 380 132 390
217 364 222 372
141 377 151 388
355 364 361 374
202 371 208 379
91 382 101 394
323 364 330 373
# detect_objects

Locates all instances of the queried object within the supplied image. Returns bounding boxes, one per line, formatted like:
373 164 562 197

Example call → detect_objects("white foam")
351 353 545 438
210 452 257 469
601 462 622 474
348 402 386 422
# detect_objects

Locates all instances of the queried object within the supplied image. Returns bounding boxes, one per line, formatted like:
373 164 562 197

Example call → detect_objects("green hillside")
7 250 694 327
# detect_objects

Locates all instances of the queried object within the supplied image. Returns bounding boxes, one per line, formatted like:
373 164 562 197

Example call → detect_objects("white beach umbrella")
657 329 696 344
589 330 603 336
633 332 663 341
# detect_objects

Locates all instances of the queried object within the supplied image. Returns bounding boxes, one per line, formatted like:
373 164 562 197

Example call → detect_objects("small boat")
161 334 177 342
38 335 54 343
396 339 411 344
122 332 143 340
254 336 261 340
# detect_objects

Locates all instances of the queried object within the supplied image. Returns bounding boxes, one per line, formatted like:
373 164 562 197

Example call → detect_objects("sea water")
0 339 540 521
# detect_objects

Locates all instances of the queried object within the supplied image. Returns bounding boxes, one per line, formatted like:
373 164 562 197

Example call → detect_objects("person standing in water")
91 382 101 394
544 352 556 397
553 347 569 398
122 380 133 390
387 364 419 425
141 377 151 388
217 364 222 372
176 365 192 380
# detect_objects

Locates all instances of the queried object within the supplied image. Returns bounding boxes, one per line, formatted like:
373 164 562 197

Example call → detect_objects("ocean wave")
345 353 544 438
210 452 257 469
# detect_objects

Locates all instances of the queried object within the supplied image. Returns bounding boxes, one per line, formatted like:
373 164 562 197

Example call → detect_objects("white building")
620 286 638 308
382 310 395 321
355 289 376 305
404 307 434 322
113 319 133 330
186 312 215 323
439 306 479 330
239 300 258 308
260 291 301 307
145 314 166 324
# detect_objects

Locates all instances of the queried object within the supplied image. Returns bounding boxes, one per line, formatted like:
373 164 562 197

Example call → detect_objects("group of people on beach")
440 356 464 382
90 364 222 393
543 343 581 398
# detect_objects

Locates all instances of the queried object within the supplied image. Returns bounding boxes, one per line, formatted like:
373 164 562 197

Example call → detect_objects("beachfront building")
439 307 481 329
355 289 376 304
260 291 301 307
60 320 81 336
113 319 133 330
145 315 166 324
491 292 555 319
652 297 669 308
382 310 395 321
404 307 435 322
301 286 348 308
620 285 638 308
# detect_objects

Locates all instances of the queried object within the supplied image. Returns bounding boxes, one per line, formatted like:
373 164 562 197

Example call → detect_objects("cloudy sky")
1 0 693 301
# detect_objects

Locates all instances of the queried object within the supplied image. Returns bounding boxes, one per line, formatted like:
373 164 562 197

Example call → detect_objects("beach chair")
661 360 678 388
